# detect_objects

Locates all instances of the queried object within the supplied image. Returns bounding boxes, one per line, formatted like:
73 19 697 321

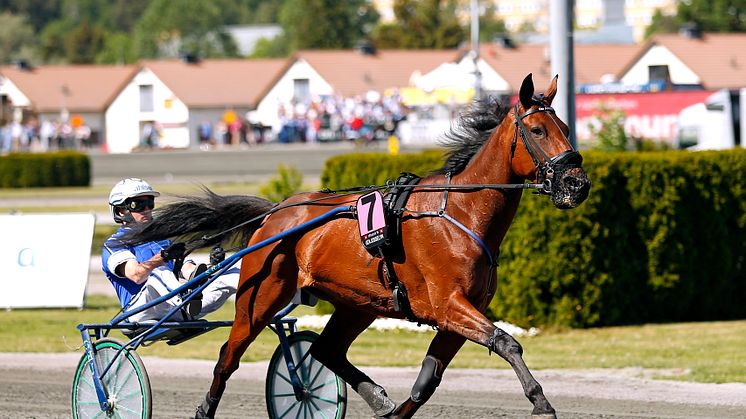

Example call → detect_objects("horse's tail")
118 187 275 250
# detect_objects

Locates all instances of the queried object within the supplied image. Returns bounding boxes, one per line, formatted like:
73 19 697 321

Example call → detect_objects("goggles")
126 197 155 213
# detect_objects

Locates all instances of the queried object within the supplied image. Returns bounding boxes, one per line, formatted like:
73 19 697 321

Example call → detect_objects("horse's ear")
519 73 535 110
544 75 559 105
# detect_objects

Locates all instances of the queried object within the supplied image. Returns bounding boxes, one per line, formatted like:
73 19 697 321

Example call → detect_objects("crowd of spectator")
275 91 409 145
1 90 411 154
196 117 271 150
1 118 93 154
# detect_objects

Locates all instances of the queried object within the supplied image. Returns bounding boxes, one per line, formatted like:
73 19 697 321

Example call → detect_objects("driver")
101 178 238 322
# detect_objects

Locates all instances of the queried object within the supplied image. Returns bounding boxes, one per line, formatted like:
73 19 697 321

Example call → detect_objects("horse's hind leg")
309 306 398 417
196 262 297 418
389 330 466 418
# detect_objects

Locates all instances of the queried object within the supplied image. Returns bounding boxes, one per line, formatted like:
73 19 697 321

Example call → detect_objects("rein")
196 180 545 246
194 102 575 255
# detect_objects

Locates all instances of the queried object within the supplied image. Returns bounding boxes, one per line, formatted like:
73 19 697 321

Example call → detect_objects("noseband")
513 101 583 194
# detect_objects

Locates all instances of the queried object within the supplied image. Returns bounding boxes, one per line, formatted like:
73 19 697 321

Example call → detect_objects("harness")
361 171 499 323
191 101 584 325
355 100 583 322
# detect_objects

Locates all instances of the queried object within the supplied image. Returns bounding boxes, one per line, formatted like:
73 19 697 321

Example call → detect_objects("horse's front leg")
445 294 556 418
386 330 465 419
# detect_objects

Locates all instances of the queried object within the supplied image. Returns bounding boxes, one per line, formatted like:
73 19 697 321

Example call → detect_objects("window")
648 65 670 83
293 79 310 104
139 85 154 112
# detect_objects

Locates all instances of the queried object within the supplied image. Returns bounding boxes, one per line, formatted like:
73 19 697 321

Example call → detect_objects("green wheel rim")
71 338 152 418
266 331 347 419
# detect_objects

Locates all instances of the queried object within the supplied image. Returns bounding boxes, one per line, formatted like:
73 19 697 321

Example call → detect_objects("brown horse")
123 74 590 418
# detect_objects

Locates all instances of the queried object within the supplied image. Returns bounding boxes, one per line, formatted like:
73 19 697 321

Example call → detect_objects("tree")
250 34 290 58
0 0 62 32
0 12 39 64
479 4 508 42
588 105 628 151
279 0 379 50
678 0 746 32
646 0 746 37
134 0 238 59
95 32 136 64
63 18 106 64
372 0 464 49
644 9 678 39
39 19 72 63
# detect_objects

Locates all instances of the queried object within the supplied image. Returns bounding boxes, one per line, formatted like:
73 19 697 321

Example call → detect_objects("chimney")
14 60 32 71
679 22 702 39
179 52 200 64
356 41 376 56
492 33 516 49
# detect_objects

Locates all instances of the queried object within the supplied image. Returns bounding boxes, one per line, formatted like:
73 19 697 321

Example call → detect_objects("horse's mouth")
551 167 591 209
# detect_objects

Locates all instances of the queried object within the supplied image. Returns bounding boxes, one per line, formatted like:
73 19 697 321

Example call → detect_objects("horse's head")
510 73 590 209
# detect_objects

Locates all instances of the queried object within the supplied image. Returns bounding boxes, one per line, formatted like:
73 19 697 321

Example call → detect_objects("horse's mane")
433 96 511 175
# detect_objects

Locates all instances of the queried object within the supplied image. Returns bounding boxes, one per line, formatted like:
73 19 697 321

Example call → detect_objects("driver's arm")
117 253 166 284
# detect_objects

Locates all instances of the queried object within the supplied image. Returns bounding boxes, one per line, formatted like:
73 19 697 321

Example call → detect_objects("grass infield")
1 295 744 384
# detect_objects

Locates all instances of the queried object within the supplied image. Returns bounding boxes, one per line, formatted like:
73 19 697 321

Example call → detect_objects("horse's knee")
411 355 443 403
488 328 523 357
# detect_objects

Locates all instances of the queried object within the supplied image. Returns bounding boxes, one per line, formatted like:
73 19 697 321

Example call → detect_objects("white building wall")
105 68 191 153
105 80 141 153
455 57 511 94
620 45 700 86
254 59 333 132
0 78 31 108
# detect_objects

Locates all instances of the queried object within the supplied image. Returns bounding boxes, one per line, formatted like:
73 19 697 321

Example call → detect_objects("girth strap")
379 172 422 323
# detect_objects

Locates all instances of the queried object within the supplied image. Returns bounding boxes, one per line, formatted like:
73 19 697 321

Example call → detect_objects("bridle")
512 98 583 195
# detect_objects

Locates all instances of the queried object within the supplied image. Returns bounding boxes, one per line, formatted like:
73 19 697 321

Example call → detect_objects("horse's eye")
530 127 543 136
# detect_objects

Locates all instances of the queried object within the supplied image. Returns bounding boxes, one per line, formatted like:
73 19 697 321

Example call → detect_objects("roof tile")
141 58 288 108
295 49 461 96
0 64 137 113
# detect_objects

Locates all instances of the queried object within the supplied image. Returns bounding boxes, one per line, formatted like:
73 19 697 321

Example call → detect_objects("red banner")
574 91 713 142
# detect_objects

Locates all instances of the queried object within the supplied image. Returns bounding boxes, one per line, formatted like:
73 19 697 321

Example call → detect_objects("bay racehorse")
122 74 590 418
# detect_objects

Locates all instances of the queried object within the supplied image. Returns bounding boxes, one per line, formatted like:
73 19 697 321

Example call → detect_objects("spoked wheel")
266 330 347 419
72 338 152 418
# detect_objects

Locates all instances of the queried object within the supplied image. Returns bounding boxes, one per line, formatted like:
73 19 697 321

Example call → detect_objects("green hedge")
320 148 746 328
0 152 90 188
321 149 445 190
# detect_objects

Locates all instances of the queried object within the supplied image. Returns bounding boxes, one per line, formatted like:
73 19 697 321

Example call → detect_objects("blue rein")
440 212 496 268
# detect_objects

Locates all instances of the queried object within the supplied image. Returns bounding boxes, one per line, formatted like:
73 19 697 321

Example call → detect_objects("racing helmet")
108 178 161 224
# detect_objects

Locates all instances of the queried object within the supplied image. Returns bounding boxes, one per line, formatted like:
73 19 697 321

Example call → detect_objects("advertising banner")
575 90 713 143
0 213 95 309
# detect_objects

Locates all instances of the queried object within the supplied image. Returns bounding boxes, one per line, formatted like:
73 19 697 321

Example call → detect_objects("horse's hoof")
195 405 210 419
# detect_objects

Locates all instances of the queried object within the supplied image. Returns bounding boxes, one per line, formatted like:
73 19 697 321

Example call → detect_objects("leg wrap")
410 355 442 403
488 328 523 357
357 382 396 417
487 327 506 355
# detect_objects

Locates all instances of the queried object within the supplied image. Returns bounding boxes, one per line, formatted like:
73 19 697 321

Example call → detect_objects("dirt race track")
1 353 745 418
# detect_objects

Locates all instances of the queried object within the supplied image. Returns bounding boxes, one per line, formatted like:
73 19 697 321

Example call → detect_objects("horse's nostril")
565 176 582 191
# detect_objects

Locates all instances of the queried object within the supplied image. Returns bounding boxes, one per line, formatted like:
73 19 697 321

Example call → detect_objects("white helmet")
108 178 160 223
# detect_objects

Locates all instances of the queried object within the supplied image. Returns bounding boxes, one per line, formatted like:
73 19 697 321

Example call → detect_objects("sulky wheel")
266 330 347 419
72 338 152 418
